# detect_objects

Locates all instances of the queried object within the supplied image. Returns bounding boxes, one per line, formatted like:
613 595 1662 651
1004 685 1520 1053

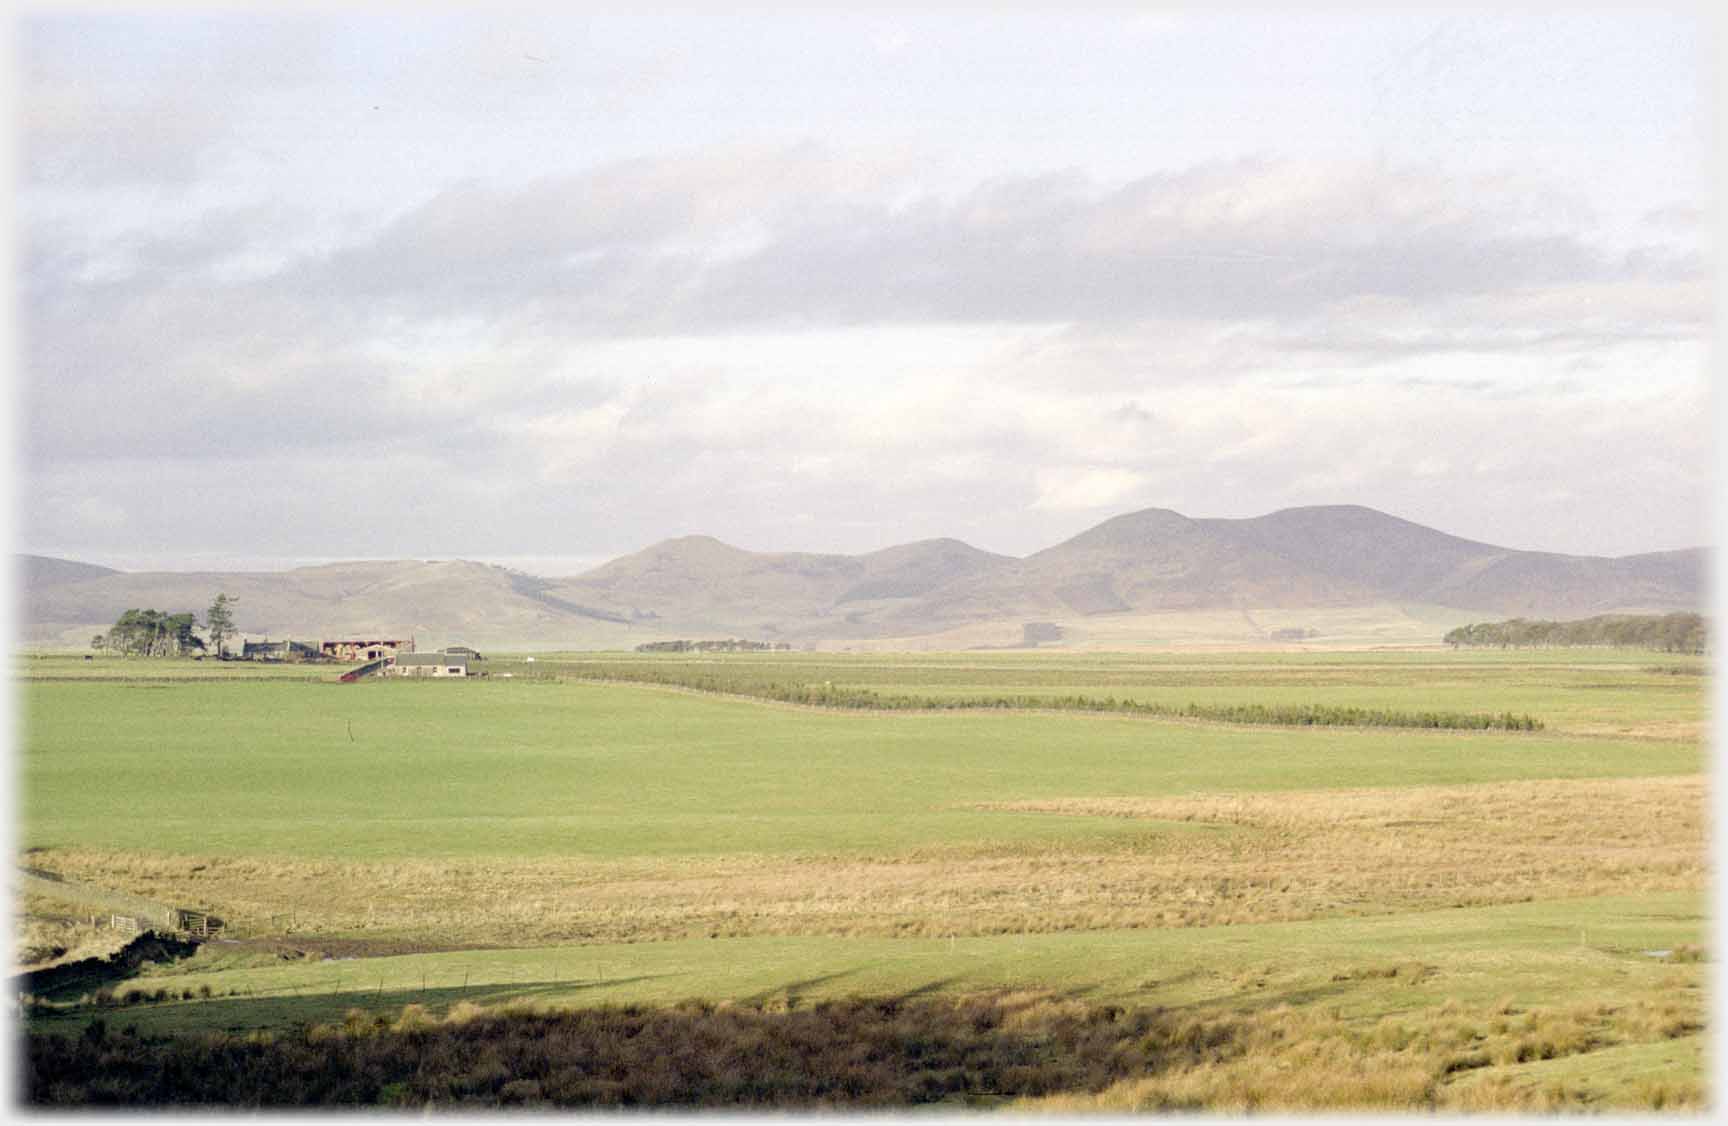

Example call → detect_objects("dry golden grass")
1020 994 1706 1113
13 907 131 973
24 775 1704 949
25 987 1702 1110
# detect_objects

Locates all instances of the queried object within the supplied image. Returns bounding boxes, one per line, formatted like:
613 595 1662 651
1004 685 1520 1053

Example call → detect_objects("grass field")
14 648 1710 1110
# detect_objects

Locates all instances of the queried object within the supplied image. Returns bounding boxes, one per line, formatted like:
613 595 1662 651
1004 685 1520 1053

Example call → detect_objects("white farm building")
390 652 472 678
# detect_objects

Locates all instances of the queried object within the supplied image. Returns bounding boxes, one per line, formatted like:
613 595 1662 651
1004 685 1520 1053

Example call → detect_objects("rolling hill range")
18 506 1707 650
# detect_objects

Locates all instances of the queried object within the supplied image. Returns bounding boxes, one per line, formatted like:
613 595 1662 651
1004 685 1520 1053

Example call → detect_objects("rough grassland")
22 890 1707 1113
14 650 1710 1110
30 775 1704 947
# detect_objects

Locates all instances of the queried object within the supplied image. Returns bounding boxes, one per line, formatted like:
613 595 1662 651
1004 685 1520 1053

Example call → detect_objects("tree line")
635 639 794 653
1443 612 1705 653
90 595 238 658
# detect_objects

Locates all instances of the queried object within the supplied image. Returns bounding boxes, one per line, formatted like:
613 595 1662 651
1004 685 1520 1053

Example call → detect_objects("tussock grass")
13 912 129 973
28 776 1705 947
1022 994 1705 1114
25 992 1703 1110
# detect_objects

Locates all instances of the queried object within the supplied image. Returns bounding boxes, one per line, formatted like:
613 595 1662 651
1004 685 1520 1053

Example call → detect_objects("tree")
106 608 206 657
90 633 107 654
206 594 237 658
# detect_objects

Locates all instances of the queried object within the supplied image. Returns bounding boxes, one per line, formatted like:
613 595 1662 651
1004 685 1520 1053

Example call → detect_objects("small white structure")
391 653 471 678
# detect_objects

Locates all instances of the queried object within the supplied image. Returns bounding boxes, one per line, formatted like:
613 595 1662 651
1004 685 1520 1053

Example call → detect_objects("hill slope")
19 555 122 589
18 560 640 651
16 507 1706 648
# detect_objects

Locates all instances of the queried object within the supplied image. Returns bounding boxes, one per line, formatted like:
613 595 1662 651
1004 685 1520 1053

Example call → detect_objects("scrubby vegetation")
24 992 1703 1110
556 661 1544 730
1445 612 1705 653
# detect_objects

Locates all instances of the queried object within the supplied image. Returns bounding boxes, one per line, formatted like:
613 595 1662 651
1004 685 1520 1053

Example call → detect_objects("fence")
18 868 222 938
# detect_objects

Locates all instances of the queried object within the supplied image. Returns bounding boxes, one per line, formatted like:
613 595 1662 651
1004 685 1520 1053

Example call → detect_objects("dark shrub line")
1445 613 1705 654
555 665 1543 731
26 995 1246 1108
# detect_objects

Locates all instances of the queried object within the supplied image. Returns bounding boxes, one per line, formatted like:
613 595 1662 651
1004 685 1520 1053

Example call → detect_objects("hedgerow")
553 665 1543 731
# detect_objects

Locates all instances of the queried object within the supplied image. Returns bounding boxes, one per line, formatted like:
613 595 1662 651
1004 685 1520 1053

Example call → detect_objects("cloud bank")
17 13 1710 568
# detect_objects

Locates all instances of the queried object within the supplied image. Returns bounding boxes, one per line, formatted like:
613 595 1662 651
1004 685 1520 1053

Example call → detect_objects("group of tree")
90 594 239 658
92 610 204 657
635 639 794 653
1444 612 1706 653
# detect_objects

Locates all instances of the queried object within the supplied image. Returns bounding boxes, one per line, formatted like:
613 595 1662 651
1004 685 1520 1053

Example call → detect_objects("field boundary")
18 868 221 938
545 676 1567 736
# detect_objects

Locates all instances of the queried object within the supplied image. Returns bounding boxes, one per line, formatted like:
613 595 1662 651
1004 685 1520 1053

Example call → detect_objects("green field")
15 649 1710 1110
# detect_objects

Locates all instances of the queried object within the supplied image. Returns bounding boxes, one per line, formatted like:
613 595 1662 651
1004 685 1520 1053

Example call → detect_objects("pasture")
14 648 1710 1110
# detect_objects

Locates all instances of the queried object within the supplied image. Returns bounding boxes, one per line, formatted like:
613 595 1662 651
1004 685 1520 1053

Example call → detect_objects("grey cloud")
23 145 1707 497
20 139 1711 566
21 272 623 469
231 151 1701 336
25 148 1705 356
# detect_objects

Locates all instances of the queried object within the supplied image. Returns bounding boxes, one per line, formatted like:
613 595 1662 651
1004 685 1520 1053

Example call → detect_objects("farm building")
240 639 322 662
391 652 471 678
442 645 483 660
321 638 414 662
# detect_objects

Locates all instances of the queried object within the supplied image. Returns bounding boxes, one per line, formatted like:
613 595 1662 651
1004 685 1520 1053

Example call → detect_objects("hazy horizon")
17 9 1710 568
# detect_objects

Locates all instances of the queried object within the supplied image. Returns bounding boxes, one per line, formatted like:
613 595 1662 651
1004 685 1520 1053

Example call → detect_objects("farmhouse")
391 652 471 678
321 638 413 662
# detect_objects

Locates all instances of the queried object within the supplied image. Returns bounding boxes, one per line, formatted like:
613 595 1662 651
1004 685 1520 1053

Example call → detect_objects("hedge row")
561 666 1543 731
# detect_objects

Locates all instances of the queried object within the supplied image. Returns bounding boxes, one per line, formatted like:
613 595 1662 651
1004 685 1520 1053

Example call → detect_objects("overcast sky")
14 7 1712 575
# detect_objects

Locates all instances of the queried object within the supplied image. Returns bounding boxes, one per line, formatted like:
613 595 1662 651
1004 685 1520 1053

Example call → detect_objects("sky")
12 5 1714 575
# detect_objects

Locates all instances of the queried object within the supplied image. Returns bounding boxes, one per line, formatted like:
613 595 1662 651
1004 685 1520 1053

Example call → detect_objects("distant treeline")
562 663 1542 732
635 640 794 653
1444 613 1705 654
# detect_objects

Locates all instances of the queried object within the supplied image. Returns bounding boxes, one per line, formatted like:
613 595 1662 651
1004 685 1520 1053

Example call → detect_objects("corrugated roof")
396 653 469 667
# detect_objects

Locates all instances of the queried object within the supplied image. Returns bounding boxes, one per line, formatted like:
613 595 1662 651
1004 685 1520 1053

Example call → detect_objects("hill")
18 560 641 652
19 555 122 589
547 536 1015 637
15 506 1706 649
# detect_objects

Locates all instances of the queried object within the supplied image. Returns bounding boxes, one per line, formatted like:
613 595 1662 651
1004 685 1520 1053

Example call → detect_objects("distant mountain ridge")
17 505 1707 648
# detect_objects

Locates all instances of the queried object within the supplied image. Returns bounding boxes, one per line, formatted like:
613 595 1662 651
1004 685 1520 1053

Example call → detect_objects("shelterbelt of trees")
634 639 794 653
90 609 204 657
89 595 237 658
1444 612 1705 653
